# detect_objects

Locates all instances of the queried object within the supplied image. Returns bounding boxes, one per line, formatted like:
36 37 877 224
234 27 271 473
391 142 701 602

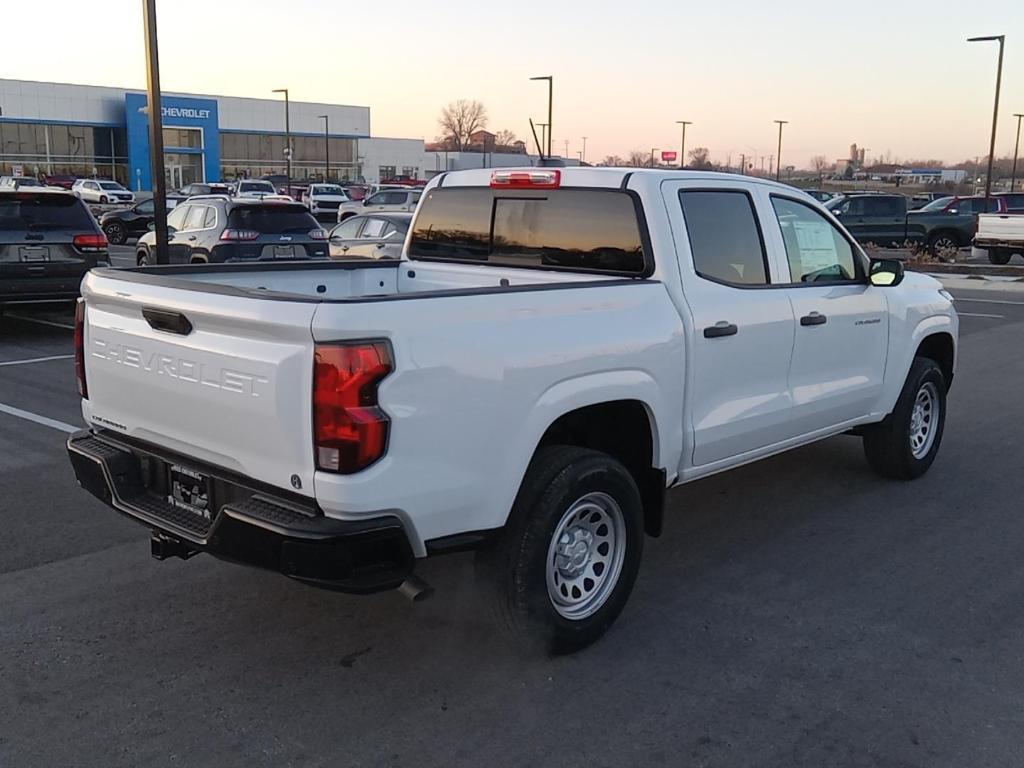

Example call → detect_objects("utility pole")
739 153 746 175
773 120 788 181
564 139 569 158
1011 113 1023 192
581 136 587 163
650 148 659 168
318 115 329 181
676 120 692 169
530 76 553 157
142 0 168 264
536 123 548 157
768 155 774 178
967 35 1005 205
273 88 291 188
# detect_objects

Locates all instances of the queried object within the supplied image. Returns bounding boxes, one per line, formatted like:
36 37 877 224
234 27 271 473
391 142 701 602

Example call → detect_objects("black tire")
863 357 947 480
987 248 1012 265
103 221 127 245
928 231 960 261
136 247 152 267
99 195 108 205
477 445 645 655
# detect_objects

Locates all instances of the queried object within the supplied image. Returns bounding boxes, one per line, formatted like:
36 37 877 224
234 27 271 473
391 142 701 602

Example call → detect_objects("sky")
3 0 1024 168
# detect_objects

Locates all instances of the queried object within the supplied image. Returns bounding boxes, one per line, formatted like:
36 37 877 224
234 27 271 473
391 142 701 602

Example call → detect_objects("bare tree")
811 155 830 182
438 100 488 151
494 129 518 149
627 149 650 168
600 155 625 167
688 147 712 170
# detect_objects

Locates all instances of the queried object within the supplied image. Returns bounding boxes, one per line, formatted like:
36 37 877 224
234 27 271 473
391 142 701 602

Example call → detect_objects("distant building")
895 168 967 185
469 130 496 152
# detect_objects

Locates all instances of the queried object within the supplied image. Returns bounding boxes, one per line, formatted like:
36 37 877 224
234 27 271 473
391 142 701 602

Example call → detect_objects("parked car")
974 211 1024 264
827 193 1007 258
327 212 411 259
69 167 958 653
43 174 77 190
0 190 107 305
72 178 135 205
909 192 949 210
234 179 278 199
99 198 157 244
260 174 290 192
992 192 1024 214
0 176 53 191
134 196 328 265
802 189 834 203
336 187 422 222
304 183 352 219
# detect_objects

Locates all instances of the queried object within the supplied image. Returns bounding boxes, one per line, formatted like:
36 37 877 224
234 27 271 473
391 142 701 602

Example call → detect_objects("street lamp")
676 121 692 169
967 35 1005 205
318 115 329 182
272 88 291 189
536 123 548 156
530 76 553 157
650 148 659 168
1011 113 1023 193
774 120 788 181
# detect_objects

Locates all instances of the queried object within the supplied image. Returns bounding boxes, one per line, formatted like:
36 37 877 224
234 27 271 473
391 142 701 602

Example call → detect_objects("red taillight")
309 228 328 240
74 299 87 398
220 229 260 241
313 342 392 473
73 233 108 251
490 169 561 189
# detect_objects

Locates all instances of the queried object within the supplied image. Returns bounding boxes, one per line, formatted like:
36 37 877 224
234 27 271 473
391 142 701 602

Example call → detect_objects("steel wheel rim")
909 381 939 459
546 491 627 621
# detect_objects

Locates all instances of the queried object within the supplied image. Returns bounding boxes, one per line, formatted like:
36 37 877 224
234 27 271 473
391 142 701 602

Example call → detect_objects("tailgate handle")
142 307 193 336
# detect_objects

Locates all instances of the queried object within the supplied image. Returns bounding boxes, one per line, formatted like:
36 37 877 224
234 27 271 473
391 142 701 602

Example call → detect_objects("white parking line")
953 297 1024 306
4 314 75 330
0 354 74 367
0 402 79 433
957 312 1004 319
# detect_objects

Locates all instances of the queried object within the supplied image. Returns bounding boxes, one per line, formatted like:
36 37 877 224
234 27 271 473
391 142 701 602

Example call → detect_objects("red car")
43 174 77 190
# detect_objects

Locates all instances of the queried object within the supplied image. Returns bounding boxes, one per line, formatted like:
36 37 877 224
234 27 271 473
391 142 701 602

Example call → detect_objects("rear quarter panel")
310 281 686 550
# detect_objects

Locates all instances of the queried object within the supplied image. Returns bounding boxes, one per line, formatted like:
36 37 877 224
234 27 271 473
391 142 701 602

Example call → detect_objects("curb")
907 263 1024 281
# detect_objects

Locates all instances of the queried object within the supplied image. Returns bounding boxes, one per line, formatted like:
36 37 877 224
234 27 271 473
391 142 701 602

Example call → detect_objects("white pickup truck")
67 168 958 653
974 211 1024 265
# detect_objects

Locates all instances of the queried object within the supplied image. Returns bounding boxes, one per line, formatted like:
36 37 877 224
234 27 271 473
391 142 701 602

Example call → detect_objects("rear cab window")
408 187 650 276
678 190 768 286
227 205 319 234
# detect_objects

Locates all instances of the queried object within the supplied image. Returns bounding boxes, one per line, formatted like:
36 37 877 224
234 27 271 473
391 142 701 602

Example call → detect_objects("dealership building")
0 78 440 188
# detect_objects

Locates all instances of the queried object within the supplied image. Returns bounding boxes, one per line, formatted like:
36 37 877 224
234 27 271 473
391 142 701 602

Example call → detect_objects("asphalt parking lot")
2 279 1024 767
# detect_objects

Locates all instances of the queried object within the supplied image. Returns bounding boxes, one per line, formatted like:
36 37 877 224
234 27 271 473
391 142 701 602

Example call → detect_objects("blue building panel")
125 92 220 188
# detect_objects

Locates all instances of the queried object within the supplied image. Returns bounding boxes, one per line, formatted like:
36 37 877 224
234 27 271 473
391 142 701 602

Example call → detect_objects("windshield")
312 185 347 196
919 196 953 212
227 205 319 234
0 194 94 230
99 181 125 190
239 181 275 192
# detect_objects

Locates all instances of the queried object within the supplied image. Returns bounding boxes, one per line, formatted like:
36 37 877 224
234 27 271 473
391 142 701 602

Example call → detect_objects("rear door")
867 196 907 245
667 181 797 466
767 194 888 433
81 272 320 495
327 216 364 257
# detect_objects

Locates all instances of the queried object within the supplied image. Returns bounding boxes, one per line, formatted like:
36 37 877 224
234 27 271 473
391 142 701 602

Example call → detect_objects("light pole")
141 0 168 264
676 121 692 169
581 136 587 164
536 123 548 157
967 35 1005 205
272 88 291 188
650 148 659 168
1011 113 1023 192
530 76 553 157
564 139 569 158
773 120 788 181
318 115 329 181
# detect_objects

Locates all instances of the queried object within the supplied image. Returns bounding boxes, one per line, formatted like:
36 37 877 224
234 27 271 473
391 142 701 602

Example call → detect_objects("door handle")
375 243 386 249
800 312 828 326
703 321 738 339
188 236 197 241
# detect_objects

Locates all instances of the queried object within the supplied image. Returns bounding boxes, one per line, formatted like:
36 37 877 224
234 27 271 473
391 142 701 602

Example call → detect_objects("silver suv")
336 188 421 222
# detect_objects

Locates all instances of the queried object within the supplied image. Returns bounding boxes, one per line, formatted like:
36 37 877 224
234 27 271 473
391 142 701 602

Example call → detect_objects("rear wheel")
136 247 153 267
103 221 127 245
478 446 645 655
988 248 1012 265
863 357 946 480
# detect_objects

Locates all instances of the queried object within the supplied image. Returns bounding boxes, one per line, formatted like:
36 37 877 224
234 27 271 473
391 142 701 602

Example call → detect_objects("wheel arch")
915 331 955 392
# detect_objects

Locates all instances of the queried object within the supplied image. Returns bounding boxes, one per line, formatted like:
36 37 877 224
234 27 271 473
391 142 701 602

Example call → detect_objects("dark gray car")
328 213 412 259
0 191 108 305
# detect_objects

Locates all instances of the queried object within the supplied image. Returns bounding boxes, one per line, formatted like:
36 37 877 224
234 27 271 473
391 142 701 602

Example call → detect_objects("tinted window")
409 188 647 274
331 217 362 239
0 194 94 231
771 196 859 283
678 190 767 286
920 196 953 212
203 207 217 228
227 205 318 234
365 193 388 205
867 197 902 217
136 199 155 215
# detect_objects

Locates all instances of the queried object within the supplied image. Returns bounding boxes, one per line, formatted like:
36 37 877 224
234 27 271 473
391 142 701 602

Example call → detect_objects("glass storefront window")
162 127 202 149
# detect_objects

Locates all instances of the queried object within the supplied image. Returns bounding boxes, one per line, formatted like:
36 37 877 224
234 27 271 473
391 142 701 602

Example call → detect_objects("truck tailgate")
976 213 1024 242
80 271 318 496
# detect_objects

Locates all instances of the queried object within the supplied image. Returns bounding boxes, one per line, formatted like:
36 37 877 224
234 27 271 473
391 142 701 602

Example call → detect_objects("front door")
165 165 183 191
767 194 889 433
671 183 797 467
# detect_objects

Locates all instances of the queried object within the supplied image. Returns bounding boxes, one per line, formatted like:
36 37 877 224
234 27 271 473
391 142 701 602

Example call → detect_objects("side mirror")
947 208 958 215
363 199 370 206
869 258 904 287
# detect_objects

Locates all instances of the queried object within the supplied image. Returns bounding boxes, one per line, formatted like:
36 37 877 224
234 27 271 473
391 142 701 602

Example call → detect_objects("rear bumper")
66 430 414 593
973 238 1024 250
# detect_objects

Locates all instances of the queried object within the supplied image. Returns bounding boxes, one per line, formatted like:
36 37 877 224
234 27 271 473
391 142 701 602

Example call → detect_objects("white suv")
234 179 278 199
72 179 135 205
337 188 421 222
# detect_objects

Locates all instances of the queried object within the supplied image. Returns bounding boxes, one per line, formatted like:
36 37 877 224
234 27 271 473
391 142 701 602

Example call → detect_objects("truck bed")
975 213 1024 246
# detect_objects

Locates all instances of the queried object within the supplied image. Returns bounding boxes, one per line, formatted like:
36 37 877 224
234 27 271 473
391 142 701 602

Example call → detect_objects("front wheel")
99 195 109 205
988 248 1012 265
103 221 127 245
928 232 960 261
478 446 645 655
137 247 153 267
863 357 947 480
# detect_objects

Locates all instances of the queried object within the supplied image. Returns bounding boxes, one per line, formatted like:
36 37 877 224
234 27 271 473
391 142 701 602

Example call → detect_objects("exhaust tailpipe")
397 575 434 602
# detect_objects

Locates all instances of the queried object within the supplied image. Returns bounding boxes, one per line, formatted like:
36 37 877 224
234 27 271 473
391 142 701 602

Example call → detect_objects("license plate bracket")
273 245 295 258
19 246 50 262
167 464 213 522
